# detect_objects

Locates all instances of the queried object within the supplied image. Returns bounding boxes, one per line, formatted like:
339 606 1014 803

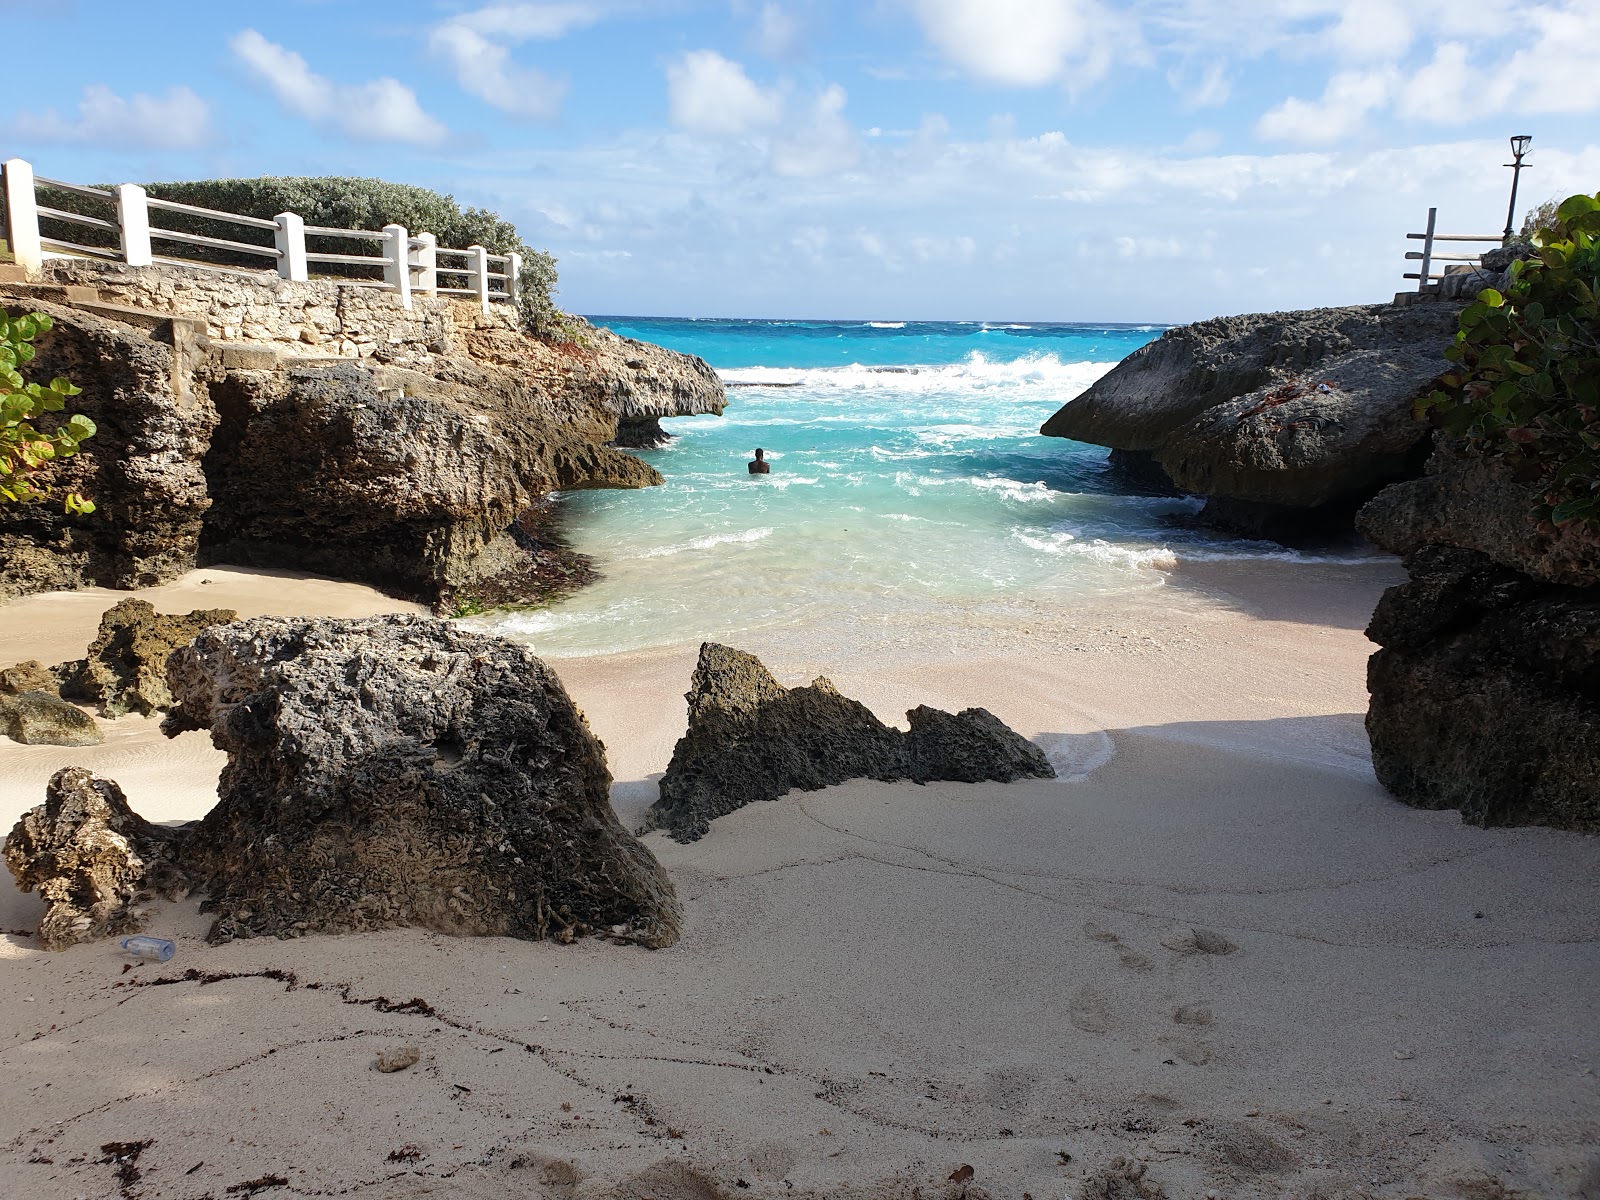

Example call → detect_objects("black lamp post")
1503 134 1532 244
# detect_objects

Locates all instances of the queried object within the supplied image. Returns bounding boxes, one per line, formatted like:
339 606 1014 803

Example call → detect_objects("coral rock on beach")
164 614 682 946
0 691 103 746
647 642 1053 841
5 767 189 949
1040 303 1463 538
1360 442 1600 830
56 597 238 718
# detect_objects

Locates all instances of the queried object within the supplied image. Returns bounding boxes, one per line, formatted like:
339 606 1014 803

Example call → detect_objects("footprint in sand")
1082 920 1152 970
1160 926 1238 956
1068 986 1112 1033
1173 1004 1214 1026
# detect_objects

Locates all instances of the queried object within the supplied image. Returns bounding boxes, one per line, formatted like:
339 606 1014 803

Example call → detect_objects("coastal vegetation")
1422 191 1600 529
0 310 94 514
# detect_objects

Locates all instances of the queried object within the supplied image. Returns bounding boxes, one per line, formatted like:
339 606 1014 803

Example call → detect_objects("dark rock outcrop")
1041 304 1464 536
647 643 1053 841
0 690 102 746
1 262 724 607
1364 546 1600 830
4 767 189 948
56 597 237 718
163 614 681 946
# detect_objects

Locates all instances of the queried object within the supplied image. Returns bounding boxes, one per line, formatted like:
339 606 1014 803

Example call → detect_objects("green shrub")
1421 191 1600 529
1520 196 1566 243
35 176 560 328
0 309 95 513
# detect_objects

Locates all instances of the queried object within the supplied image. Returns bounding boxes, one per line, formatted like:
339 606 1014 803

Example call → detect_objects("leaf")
949 1165 975 1183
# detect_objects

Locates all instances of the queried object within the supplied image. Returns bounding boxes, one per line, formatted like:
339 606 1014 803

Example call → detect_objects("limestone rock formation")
0 691 102 746
1364 545 1600 830
0 660 62 694
1040 303 1464 537
1 261 724 606
56 597 237 718
5 767 189 949
164 614 681 946
648 643 1053 841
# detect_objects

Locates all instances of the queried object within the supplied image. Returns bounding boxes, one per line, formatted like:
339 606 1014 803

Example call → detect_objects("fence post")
413 232 437 296
382 224 412 309
506 252 523 307
115 184 153 267
275 212 307 281
2 158 42 275
468 244 490 314
1417 206 1437 294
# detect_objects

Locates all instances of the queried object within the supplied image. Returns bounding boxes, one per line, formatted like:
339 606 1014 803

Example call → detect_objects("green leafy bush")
1421 192 1600 528
36 176 561 330
0 310 95 513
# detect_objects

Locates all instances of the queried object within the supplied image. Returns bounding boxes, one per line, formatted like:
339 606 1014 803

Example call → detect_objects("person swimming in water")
748 447 771 475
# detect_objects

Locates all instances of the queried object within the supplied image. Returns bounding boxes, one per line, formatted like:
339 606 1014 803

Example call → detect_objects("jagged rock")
1 261 724 606
0 659 62 694
1358 440 1600 588
1364 546 1600 830
1040 304 1462 537
4 767 189 949
163 614 681 946
55 597 237 718
0 691 102 746
647 643 1053 842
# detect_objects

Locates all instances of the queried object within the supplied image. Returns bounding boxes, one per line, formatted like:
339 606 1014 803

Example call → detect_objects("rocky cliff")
1040 302 1466 538
1359 442 1600 831
0 260 724 608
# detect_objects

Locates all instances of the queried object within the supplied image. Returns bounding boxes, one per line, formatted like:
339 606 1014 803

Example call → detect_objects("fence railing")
0 157 521 314
1403 206 1505 292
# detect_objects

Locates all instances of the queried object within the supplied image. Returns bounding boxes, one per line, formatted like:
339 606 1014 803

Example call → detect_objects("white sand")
1 561 1597 1199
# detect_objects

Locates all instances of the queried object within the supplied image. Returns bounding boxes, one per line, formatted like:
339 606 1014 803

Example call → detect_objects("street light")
1503 134 1532 245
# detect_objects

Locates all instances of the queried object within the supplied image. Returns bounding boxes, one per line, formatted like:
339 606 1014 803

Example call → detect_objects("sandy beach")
2 560 1597 1199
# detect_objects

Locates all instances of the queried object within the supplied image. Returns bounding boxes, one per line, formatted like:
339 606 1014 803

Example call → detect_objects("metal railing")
1404 206 1505 292
1 157 521 313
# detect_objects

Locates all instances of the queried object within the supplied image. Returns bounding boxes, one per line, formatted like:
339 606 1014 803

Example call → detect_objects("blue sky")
5 0 1598 321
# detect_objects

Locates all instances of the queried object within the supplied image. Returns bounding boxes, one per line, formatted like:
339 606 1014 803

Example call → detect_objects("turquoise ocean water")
484 318 1378 658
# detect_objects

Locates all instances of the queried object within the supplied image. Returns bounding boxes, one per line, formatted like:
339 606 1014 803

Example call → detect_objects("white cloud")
1255 68 1395 143
908 0 1132 89
753 2 802 57
771 83 860 176
666 50 783 135
429 23 565 119
229 29 447 145
450 2 606 39
12 84 211 150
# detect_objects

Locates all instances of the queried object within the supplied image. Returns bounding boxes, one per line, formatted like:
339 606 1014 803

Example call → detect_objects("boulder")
0 659 62 694
163 614 681 946
4 767 189 949
1364 546 1600 830
56 597 237 718
1040 304 1463 536
647 643 1053 842
0 691 102 746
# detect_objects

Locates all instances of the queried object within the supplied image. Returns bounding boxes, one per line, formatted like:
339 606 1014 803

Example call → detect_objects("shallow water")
484 318 1387 658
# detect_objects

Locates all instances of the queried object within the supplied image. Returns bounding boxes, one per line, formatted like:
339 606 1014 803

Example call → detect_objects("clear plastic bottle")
119 935 175 962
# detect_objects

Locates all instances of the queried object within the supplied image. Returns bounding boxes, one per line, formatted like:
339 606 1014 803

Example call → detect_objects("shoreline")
3 560 1596 1199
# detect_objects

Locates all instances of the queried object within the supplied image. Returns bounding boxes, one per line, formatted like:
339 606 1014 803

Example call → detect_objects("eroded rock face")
1364 546 1600 831
0 691 102 746
4 767 188 949
648 643 1053 842
56 598 237 718
1040 304 1463 536
164 614 681 946
0 263 724 607
0 660 63 694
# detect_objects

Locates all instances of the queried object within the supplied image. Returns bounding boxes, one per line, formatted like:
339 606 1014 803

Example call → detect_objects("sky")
4 0 1599 322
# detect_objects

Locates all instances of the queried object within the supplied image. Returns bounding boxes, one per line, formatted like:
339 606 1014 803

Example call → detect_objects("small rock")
375 1045 421 1073
0 692 102 747
1393 1049 1415 1061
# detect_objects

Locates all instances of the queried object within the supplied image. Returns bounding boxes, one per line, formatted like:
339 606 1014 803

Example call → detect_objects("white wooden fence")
1404 207 1506 291
0 158 520 314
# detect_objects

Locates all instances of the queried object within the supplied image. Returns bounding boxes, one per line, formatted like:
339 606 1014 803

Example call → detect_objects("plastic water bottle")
119 935 175 962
